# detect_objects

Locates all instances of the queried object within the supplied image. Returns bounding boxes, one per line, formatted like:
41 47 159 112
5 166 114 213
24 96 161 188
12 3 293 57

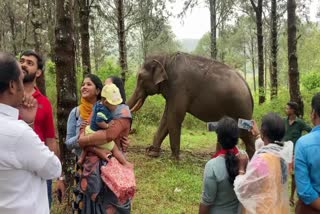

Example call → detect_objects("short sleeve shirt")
90 101 113 131
32 87 55 142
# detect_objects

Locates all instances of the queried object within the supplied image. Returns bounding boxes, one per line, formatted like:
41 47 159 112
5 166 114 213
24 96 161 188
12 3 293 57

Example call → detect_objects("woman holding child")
65 74 132 214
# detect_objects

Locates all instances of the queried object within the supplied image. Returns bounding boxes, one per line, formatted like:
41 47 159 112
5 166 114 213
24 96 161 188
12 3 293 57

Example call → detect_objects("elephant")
127 52 255 158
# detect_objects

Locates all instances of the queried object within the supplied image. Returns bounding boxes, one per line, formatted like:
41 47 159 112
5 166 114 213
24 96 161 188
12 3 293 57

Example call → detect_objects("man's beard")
23 69 37 83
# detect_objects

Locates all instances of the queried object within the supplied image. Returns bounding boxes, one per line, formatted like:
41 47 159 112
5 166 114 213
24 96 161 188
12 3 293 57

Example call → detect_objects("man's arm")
46 138 60 158
16 128 62 180
302 120 312 132
295 141 320 208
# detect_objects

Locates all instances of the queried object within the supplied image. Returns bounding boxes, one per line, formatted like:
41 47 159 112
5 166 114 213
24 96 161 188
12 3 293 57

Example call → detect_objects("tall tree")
270 0 278 99
79 0 94 76
287 0 303 116
250 0 265 104
115 0 128 84
209 0 217 59
54 0 77 191
182 0 235 60
5 2 18 55
250 30 257 92
31 0 46 95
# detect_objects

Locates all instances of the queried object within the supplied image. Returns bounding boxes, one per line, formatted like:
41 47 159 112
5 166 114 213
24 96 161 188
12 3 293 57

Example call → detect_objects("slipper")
290 198 295 207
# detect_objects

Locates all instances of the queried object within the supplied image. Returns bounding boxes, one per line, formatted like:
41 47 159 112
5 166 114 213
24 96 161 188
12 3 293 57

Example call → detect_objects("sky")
169 0 320 40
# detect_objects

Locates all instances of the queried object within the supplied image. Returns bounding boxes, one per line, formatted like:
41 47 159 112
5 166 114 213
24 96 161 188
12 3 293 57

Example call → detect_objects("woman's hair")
84 74 103 100
261 112 285 144
216 117 239 185
109 76 126 103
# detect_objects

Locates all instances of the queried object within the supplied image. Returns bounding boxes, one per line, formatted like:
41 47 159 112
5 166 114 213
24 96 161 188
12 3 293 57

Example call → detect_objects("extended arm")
16 128 62 180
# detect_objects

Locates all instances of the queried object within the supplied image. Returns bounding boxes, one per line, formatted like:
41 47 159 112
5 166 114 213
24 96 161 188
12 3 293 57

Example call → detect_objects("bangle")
27 121 34 126
239 170 245 174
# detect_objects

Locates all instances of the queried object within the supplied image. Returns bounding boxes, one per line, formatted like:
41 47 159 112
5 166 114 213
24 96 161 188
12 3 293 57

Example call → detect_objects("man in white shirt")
0 52 61 214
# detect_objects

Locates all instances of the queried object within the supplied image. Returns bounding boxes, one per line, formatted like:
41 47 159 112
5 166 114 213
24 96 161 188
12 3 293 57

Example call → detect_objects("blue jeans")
47 180 52 209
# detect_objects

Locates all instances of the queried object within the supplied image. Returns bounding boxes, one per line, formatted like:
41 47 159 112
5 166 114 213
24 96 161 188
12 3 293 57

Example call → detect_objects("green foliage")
301 71 320 91
193 32 210 57
95 56 121 82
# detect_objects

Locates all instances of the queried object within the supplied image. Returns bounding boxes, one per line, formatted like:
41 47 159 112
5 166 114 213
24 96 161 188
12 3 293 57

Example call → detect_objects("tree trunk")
264 39 267 91
45 0 56 59
79 0 91 76
23 0 31 48
287 0 303 117
91 17 99 73
270 0 278 100
243 42 247 80
250 34 257 93
54 0 77 195
31 0 46 95
74 0 81 74
8 7 17 56
116 0 128 84
251 0 265 104
209 0 217 59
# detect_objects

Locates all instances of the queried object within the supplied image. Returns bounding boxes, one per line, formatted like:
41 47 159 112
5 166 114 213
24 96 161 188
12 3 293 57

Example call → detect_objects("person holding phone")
199 117 246 214
234 112 293 214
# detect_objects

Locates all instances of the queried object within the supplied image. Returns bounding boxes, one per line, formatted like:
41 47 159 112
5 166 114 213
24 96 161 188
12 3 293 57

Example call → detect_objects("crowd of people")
199 100 320 213
0 50 319 214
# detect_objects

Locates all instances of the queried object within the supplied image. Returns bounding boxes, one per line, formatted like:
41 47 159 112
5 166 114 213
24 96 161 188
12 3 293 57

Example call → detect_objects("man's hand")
18 94 38 124
55 180 66 203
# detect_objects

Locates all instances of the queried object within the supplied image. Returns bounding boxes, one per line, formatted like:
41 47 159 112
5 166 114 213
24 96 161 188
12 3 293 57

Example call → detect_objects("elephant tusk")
130 99 143 112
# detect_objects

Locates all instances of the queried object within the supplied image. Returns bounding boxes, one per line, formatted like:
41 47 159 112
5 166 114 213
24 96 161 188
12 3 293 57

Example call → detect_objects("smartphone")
207 122 219 132
238 118 253 130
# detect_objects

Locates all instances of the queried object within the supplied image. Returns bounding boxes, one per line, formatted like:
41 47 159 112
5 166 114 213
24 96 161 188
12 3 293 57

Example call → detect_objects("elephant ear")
152 60 168 85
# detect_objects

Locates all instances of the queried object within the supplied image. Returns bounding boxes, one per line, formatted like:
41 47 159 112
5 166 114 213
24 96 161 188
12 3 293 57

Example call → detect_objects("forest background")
1 0 320 213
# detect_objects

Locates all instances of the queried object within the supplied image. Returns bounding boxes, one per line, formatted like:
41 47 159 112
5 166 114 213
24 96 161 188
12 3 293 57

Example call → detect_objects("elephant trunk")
127 91 146 112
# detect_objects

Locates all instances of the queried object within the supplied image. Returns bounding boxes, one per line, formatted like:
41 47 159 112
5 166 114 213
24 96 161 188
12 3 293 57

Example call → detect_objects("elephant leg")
147 105 169 157
167 104 187 159
240 130 255 159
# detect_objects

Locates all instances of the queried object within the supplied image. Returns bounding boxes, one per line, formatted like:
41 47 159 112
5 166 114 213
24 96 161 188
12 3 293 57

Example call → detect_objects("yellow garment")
79 97 93 121
235 152 290 214
84 126 115 151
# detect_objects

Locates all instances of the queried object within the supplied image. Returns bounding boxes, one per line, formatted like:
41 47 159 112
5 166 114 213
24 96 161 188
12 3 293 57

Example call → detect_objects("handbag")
100 157 136 204
295 199 319 214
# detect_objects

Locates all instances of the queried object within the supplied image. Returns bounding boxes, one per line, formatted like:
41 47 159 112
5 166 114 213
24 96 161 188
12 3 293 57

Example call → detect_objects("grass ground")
52 124 296 214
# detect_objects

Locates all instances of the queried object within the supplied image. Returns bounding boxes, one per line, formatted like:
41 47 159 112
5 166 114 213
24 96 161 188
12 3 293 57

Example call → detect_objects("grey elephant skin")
127 52 255 158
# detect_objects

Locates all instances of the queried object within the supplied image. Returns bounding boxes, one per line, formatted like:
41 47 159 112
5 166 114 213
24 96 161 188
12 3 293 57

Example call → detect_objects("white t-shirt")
0 103 61 214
